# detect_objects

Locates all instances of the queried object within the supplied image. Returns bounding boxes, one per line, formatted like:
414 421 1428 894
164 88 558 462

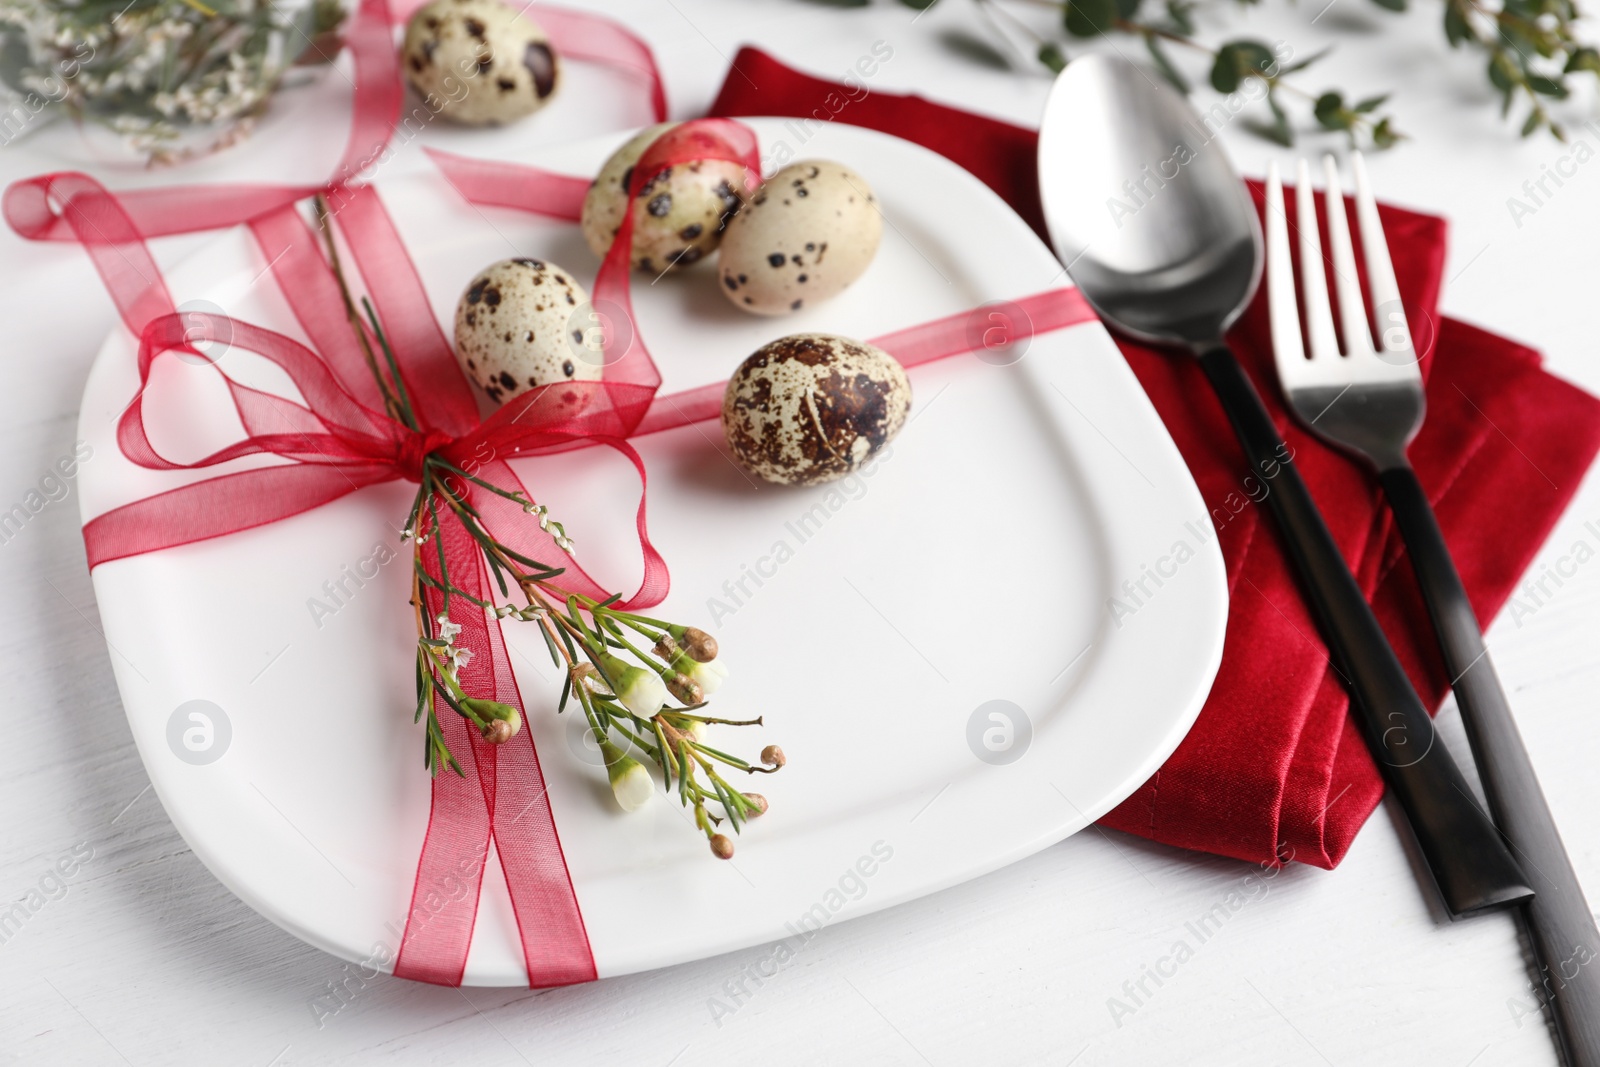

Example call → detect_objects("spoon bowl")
1036 55 1261 348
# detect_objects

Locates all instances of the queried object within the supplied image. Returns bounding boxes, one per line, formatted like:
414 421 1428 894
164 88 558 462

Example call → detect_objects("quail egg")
403 0 559 126
718 161 882 316
581 123 750 274
721 333 910 485
454 258 600 407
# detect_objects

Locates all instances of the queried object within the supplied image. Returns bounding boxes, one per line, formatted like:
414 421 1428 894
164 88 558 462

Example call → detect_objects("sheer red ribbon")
422 145 1102 433
10 102 1096 986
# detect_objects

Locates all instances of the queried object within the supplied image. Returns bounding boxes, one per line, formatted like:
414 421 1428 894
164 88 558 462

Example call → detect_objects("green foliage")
836 0 1595 145
1063 0 1120 37
1209 39 1276 92
1038 41 1069 72
1436 0 1589 139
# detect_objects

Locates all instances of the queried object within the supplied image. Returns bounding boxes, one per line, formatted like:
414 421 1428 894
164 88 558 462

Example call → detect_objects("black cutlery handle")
1197 345 1531 916
1380 462 1600 1064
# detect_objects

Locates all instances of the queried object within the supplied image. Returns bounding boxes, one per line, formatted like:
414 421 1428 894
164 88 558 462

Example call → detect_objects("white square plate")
77 119 1227 985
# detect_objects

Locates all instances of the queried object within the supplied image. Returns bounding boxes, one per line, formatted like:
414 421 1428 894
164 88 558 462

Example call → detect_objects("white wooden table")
2 1 1597 1062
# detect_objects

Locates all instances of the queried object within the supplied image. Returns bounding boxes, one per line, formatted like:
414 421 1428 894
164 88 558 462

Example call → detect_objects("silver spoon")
1037 54 1530 918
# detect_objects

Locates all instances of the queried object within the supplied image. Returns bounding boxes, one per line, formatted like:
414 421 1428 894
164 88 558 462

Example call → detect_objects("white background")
2 0 1599 1063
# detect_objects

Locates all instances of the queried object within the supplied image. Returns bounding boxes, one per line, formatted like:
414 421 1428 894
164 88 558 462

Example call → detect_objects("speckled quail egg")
454 258 600 407
718 161 882 316
403 0 560 127
581 123 751 274
721 333 910 486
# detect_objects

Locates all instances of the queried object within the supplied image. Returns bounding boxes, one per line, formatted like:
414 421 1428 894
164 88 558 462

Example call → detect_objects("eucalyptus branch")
874 0 1598 143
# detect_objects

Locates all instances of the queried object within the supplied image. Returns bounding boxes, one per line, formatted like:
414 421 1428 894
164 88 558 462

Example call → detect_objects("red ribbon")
4 0 1097 984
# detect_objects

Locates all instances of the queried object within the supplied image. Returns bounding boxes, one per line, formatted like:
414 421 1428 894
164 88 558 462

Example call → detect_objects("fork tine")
1294 158 1341 361
1350 151 1410 355
1265 160 1305 364
1320 155 1374 355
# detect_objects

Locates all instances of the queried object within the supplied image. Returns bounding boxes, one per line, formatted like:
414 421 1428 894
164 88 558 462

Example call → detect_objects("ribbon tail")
530 4 667 123
84 464 392 568
396 511 594 987
425 149 591 220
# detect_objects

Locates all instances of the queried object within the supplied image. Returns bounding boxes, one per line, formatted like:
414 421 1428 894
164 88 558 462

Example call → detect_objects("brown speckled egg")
403 0 559 127
581 123 750 274
718 161 882 316
721 334 910 486
454 258 600 406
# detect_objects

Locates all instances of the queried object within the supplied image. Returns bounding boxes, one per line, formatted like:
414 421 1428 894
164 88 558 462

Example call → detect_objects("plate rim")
78 117 1229 985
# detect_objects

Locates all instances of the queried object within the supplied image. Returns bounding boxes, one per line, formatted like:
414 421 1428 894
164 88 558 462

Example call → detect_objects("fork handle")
1380 462 1600 1065
1196 344 1532 916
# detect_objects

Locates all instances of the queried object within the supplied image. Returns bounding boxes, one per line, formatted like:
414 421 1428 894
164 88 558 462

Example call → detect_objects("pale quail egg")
454 258 599 407
718 161 882 316
403 0 559 127
581 123 750 274
721 333 910 485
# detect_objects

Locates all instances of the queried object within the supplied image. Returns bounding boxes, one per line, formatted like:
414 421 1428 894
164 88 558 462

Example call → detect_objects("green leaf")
939 28 1010 69
1371 117 1401 149
1487 52 1516 92
1165 0 1195 34
1443 5 1470 46
1247 90 1294 145
1210 40 1276 93
1276 45 1332 76
1522 107 1546 136
1565 46 1600 75
1038 42 1068 73
1526 73 1569 98
1146 34 1189 93
1115 0 1143 17
1314 90 1350 129
1064 0 1120 37
1370 0 1407 10
898 0 940 6
1353 93 1390 112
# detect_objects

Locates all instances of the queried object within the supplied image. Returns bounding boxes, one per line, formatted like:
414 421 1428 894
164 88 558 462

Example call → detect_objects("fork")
1268 154 1600 1065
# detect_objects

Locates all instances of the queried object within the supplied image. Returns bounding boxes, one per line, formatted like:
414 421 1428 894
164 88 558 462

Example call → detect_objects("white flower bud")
598 654 667 718
600 739 654 812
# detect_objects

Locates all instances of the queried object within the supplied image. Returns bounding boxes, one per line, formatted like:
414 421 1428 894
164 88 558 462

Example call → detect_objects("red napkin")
710 48 1600 870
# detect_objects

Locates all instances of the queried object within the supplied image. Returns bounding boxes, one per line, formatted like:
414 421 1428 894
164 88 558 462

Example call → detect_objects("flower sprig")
0 0 346 162
313 196 781 860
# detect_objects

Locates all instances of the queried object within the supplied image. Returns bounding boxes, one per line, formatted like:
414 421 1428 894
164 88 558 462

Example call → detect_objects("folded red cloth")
710 47 1600 869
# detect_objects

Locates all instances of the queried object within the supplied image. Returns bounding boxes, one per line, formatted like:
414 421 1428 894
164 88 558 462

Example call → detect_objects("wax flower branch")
313 196 781 861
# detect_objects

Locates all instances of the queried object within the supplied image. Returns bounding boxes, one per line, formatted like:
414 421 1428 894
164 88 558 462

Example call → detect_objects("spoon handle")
1197 344 1532 917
